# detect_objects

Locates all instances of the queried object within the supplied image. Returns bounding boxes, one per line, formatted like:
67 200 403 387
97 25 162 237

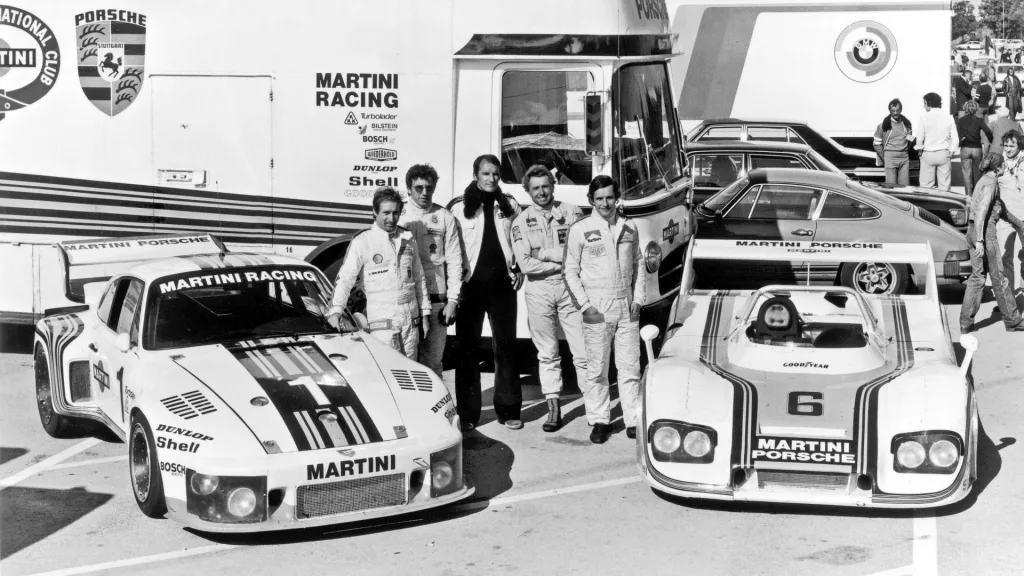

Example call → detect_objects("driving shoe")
542 398 561 432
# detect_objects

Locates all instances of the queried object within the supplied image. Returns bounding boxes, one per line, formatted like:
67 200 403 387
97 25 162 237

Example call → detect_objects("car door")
720 183 821 241
688 153 743 204
87 277 145 431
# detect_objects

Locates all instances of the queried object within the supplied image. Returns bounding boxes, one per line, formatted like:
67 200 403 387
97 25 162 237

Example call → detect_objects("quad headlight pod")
649 420 717 464
186 469 267 524
429 442 462 498
891 431 963 474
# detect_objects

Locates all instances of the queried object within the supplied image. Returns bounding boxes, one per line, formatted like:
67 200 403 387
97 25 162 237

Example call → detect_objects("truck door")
151 75 273 247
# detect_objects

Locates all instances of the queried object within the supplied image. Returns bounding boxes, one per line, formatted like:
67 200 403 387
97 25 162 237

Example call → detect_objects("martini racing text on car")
635 240 980 508
33 234 472 532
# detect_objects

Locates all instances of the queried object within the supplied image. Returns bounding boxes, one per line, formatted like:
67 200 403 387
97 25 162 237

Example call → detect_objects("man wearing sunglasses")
398 164 463 380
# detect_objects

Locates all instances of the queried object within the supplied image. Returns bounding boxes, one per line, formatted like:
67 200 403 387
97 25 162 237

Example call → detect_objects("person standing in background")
916 92 959 190
957 100 994 195
564 176 646 445
996 131 1024 293
975 71 994 116
398 164 462 380
510 165 586 432
872 99 914 185
1005 67 1022 122
448 154 524 431
953 67 974 118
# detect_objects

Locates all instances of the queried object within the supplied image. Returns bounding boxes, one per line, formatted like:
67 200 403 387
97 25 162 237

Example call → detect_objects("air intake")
391 370 432 392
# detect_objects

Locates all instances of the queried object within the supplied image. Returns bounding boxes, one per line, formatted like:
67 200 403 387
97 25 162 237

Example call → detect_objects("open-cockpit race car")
33 234 471 532
636 240 979 508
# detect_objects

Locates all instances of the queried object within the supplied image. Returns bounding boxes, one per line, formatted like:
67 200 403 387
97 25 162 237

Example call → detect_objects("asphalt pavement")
1 286 1022 575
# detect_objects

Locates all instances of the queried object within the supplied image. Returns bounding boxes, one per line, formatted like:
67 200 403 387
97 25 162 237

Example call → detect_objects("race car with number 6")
635 239 980 508
34 234 471 532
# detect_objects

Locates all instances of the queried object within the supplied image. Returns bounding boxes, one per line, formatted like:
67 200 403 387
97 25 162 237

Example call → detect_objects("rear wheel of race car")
129 412 167 518
34 344 77 438
839 262 909 295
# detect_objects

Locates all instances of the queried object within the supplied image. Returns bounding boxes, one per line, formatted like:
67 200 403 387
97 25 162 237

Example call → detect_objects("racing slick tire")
129 411 168 518
34 344 78 438
839 262 909 295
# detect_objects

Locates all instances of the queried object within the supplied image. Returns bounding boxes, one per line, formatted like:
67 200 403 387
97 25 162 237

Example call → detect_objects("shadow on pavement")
0 447 29 465
192 430 514 546
0 485 114 559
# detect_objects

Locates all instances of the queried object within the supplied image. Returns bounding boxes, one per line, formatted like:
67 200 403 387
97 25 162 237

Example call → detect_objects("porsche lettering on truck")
636 240 980 509
32 234 472 532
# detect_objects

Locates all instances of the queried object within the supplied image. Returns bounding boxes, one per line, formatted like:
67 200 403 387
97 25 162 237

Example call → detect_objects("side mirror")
714 209 724 224
115 332 131 353
352 312 369 331
959 334 979 378
585 93 603 154
640 324 660 363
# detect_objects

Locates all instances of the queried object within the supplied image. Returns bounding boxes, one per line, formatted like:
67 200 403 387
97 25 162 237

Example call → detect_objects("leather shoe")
459 422 475 432
542 398 561 432
504 419 524 430
626 426 637 439
590 423 612 444
960 324 973 334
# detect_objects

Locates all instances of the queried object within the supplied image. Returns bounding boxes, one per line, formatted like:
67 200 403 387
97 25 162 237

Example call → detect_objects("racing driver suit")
399 201 463 378
563 212 647 428
329 224 431 359
510 201 586 402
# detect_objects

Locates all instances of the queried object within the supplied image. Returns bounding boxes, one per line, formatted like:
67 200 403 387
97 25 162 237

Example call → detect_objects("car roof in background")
747 168 850 187
684 141 812 153
696 118 809 128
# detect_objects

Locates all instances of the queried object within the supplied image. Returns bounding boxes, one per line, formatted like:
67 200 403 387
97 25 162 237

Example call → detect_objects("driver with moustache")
328 187 432 359
563 175 646 444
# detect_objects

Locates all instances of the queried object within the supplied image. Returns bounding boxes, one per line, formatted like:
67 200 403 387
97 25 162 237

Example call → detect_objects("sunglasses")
412 185 436 192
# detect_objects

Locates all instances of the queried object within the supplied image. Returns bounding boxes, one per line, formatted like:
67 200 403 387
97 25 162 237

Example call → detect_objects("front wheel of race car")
129 412 167 518
34 344 77 438
839 262 909 295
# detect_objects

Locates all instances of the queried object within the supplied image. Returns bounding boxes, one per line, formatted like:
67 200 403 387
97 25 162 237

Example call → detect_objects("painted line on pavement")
18 473 641 576
48 455 127 470
862 565 913 576
0 438 102 488
912 515 938 576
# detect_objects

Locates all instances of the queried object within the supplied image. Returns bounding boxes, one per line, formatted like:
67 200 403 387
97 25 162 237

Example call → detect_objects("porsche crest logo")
75 9 146 116
834 21 897 83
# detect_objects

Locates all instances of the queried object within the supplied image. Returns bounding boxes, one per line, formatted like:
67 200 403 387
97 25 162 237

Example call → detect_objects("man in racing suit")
328 188 432 359
510 165 586 433
564 175 646 444
398 164 463 379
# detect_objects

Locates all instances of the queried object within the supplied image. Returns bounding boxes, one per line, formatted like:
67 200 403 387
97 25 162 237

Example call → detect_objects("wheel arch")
304 234 357 277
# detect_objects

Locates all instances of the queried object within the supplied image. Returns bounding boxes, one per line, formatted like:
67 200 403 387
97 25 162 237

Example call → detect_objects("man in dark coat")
953 67 974 118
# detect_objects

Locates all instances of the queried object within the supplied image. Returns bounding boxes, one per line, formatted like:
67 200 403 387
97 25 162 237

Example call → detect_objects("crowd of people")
871 82 1024 332
326 156 644 444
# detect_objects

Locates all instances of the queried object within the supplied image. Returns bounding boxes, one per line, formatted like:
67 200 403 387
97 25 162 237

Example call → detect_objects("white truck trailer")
665 0 953 150
0 0 693 331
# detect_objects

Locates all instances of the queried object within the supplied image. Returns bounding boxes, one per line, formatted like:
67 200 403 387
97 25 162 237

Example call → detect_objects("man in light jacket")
915 92 959 190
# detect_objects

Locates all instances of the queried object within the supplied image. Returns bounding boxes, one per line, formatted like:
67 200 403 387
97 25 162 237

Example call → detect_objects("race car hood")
166 334 405 453
662 291 917 471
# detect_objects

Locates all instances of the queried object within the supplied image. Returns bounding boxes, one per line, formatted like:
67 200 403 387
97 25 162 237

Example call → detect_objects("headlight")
891 431 962 474
644 242 662 273
896 441 926 469
652 427 681 453
945 249 970 262
948 208 967 226
227 487 257 517
190 473 219 496
683 430 712 457
929 439 959 468
648 420 716 464
429 443 462 498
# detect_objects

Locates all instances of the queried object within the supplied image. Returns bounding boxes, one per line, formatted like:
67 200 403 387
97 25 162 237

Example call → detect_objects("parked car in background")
684 141 966 231
685 119 909 184
694 169 970 295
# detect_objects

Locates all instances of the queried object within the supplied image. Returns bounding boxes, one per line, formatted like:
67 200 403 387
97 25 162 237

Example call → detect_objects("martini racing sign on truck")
0 0 693 336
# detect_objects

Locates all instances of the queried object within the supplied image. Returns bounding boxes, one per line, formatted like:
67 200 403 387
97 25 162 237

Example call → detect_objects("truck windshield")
612 62 684 200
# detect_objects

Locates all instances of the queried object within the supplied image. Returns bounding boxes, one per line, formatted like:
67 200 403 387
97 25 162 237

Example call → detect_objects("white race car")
636 240 979 508
34 234 472 532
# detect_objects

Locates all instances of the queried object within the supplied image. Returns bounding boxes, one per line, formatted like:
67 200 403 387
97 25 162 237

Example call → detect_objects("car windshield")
685 122 707 142
612 62 685 200
702 176 750 212
143 266 357 350
847 181 912 211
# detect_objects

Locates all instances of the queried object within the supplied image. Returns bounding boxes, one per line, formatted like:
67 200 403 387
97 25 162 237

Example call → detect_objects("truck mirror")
585 94 603 154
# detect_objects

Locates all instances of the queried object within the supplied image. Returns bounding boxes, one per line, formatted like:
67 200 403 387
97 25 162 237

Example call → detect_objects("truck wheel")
129 412 167 518
839 262 909 295
34 344 77 438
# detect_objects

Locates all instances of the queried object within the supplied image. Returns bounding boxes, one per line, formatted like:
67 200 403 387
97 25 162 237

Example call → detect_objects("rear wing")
58 233 228 303
682 239 937 298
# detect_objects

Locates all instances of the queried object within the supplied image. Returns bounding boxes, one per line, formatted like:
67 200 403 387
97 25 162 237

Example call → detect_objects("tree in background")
953 0 978 40
978 0 1024 39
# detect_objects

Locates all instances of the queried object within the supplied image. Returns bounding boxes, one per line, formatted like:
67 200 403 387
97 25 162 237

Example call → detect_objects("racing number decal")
788 392 823 416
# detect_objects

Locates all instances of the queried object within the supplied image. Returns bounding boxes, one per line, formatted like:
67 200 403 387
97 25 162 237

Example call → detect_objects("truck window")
612 62 685 199
500 71 593 185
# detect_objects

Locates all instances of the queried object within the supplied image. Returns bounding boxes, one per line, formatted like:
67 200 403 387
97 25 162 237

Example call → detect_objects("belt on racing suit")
583 286 631 299
367 289 417 306
527 272 563 283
